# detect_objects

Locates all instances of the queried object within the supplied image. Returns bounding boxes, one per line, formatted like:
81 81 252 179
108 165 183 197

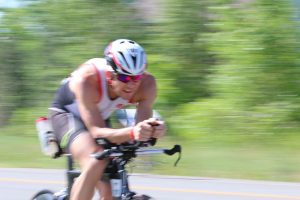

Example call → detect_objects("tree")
158 0 216 106
0 0 148 125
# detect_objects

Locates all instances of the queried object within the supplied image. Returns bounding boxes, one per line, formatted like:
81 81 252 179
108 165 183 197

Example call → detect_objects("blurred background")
0 0 300 182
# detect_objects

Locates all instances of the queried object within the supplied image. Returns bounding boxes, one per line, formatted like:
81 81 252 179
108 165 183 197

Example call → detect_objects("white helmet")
104 39 147 75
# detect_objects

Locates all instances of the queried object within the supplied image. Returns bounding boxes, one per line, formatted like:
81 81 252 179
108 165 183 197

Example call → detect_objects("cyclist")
48 39 166 200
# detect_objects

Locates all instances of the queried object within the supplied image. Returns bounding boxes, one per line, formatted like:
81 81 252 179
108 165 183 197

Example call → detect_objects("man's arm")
70 66 134 144
135 74 166 139
135 74 157 123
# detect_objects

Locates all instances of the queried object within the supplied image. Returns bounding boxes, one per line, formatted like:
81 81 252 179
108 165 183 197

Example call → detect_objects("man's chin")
121 92 133 100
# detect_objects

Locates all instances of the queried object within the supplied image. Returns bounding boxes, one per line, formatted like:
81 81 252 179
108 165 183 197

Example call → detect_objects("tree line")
0 0 299 136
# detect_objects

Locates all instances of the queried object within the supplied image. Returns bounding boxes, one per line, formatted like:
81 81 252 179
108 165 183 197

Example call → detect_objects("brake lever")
164 145 182 167
135 122 159 147
146 121 159 146
141 138 157 146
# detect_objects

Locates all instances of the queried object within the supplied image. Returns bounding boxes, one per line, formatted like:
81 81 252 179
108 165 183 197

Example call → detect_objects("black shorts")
49 109 112 153
49 109 114 181
49 110 87 153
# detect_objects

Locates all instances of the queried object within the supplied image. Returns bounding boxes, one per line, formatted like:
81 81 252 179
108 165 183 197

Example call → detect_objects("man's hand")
146 118 166 139
132 118 166 141
132 120 153 141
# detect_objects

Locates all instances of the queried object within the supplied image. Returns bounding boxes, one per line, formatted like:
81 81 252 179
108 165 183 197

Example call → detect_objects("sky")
0 0 26 19
0 0 21 8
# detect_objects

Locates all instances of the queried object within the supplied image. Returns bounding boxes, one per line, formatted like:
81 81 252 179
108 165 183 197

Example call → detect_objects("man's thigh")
70 132 104 167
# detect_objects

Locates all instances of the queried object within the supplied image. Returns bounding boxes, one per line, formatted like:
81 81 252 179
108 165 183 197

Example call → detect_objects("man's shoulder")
72 58 106 81
84 58 106 66
84 58 114 72
143 72 156 85
133 72 157 102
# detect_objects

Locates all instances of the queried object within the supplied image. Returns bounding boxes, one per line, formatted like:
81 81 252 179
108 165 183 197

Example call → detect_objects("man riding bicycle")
48 39 166 200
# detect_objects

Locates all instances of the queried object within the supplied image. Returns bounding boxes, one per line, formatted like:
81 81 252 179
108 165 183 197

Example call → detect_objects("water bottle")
110 178 122 198
36 117 59 157
109 171 122 198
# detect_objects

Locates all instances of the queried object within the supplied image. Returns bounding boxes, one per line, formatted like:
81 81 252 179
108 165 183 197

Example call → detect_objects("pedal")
54 188 68 200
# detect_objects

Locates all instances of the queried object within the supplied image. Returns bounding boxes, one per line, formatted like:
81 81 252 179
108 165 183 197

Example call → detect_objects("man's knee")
86 158 107 173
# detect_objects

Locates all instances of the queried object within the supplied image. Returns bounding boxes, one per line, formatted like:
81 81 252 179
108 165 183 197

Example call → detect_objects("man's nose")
126 80 138 87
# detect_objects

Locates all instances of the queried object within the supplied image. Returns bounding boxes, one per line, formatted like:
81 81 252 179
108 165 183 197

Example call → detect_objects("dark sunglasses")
116 73 144 83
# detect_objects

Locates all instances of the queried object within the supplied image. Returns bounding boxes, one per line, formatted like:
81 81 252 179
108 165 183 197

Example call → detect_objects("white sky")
0 0 21 8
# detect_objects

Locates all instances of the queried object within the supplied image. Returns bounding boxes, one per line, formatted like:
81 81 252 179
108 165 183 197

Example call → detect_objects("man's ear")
108 79 112 85
105 71 114 85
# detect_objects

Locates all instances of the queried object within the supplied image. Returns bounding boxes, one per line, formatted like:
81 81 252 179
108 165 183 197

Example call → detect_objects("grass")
0 134 64 168
1 125 300 182
154 134 300 182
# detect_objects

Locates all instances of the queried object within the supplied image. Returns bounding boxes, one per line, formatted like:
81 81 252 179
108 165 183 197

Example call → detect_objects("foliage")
0 0 148 123
158 0 216 105
0 0 300 181
165 0 300 137
1 0 299 132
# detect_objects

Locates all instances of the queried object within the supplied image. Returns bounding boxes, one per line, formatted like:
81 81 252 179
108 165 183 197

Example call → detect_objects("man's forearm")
89 126 133 144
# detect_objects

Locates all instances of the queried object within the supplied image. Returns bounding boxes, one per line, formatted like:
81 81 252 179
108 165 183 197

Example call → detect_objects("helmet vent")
132 56 137 69
118 51 130 69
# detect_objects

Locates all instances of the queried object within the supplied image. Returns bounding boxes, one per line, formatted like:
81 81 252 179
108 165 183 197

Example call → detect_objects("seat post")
67 154 74 170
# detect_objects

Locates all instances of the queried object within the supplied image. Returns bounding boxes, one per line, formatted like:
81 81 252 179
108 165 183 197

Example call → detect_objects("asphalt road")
0 168 300 200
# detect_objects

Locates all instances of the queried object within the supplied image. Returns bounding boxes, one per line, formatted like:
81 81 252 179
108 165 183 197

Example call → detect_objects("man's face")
112 73 143 100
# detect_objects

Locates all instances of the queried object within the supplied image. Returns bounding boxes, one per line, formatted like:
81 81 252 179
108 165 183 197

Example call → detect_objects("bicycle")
31 137 181 200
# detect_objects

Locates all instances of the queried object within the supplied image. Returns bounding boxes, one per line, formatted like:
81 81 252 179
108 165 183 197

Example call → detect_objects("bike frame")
52 142 181 200
90 141 181 200
62 155 133 200
32 109 181 200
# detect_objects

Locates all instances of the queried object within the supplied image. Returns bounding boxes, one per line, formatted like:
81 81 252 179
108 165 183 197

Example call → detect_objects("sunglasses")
116 73 144 83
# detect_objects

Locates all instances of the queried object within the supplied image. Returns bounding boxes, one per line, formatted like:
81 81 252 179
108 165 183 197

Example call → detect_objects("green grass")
1 127 300 182
0 134 64 168
151 134 300 182
1 105 300 182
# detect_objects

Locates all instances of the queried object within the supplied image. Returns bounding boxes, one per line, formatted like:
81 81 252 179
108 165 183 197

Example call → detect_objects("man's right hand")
132 118 166 141
132 119 155 141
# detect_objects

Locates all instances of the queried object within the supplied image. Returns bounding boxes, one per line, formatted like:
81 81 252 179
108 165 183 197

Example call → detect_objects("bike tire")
131 194 154 200
31 189 55 200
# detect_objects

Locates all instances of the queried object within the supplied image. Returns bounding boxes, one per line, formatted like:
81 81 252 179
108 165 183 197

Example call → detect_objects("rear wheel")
31 189 54 200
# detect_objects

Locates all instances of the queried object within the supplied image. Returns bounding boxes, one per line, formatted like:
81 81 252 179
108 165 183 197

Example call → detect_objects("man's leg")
69 132 109 200
97 181 113 200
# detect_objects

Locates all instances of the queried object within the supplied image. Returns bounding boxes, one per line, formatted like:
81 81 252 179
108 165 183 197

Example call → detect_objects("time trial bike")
31 137 181 200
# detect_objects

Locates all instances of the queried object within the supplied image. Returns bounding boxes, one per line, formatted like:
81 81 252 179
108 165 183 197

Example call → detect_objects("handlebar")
91 140 182 167
95 137 157 149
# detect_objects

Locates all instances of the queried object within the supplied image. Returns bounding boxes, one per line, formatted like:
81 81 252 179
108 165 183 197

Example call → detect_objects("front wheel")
131 194 154 200
31 189 55 200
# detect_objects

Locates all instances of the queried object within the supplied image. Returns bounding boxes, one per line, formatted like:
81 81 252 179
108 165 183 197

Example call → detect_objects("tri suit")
49 58 134 152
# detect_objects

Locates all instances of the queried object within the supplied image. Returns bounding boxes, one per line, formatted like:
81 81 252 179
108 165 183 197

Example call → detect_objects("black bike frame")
40 142 181 200
63 153 140 200
66 155 80 198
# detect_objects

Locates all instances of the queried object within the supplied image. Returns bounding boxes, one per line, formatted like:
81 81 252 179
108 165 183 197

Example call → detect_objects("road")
0 168 300 200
